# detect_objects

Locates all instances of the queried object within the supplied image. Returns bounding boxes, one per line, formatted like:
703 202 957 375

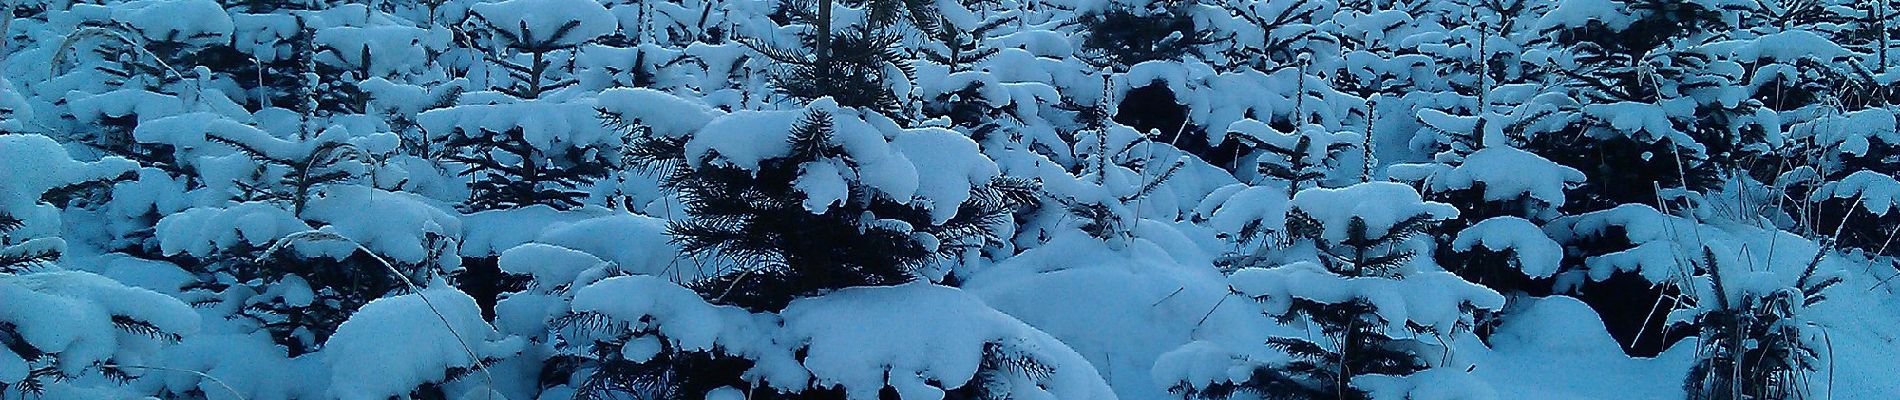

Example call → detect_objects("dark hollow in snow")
1115 83 1247 169
1573 271 1693 357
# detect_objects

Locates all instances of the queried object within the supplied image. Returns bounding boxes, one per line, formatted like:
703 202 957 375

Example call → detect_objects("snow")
685 98 999 222
596 88 723 138
110 0 233 45
1453 217 1564 278
1533 0 1637 31
496 243 608 288
1288 182 1459 244
1355 368 1497 400
569 275 760 357
686 108 803 170
0 346 24 384
1199 185 1291 238
1544 204 1698 283
1230 262 1504 333
1800 108 1898 157
530 213 682 278
302 186 462 265
6 0 1900 398
313 25 450 76
0 271 199 375
780 283 1118 400
0 134 135 219
155 202 314 259
1716 30 1851 62
324 287 522 400
459 206 617 257
418 100 619 151
1395 146 1586 207
1580 102 1706 153
1471 296 1695 399
889 127 1000 223
967 230 1265 400
1814 170 1900 216
1149 341 1266 394
143 333 310 400
571 275 1120 400
795 160 850 213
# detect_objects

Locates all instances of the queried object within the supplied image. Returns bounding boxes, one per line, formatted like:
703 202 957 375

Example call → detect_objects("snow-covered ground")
3 0 1899 399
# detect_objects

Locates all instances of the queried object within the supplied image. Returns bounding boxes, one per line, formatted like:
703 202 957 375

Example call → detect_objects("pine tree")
749 8 915 115
442 123 616 211
921 15 1008 74
1240 125 1359 197
1525 0 1736 211
1185 184 1462 400
570 99 1044 399
0 135 182 396
617 107 1032 312
1080 0 1223 69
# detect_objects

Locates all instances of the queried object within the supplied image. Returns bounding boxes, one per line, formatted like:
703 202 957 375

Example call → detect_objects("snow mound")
1452 217 1564 278
0 271 199 375
324 287 522 400
597 88 723 138
571 277 1119 399
302 186 462 265
780 283 1119 400
0 134 135 213
111 0 233 45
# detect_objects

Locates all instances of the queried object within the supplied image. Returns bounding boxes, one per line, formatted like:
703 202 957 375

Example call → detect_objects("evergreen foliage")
443 125 616 211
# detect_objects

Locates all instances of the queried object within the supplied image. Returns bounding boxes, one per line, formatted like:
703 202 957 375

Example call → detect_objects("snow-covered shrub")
1774 110 1900 257
1523 0 1759 210
321 286 522 400
0 134 194 396
560 95 1060 398
1234 121 1362 196
3 0 1898 398
1167 182 1502 400
0 271 200 396
613 98 1032 311
0 134 136 272
1391 146 1584 293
